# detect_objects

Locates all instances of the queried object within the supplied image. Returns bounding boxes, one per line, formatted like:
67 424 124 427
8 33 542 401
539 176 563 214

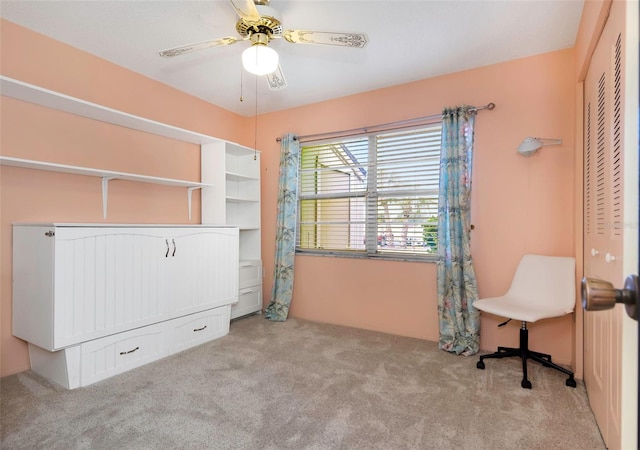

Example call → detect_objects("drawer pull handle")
172 239 177 257
165 239 170 257
193 325 207 332
119 346 139 355
240 289 254 295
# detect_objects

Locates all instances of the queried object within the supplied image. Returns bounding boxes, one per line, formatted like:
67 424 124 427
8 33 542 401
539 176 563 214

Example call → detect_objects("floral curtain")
437 106 480 355
265 134 300 321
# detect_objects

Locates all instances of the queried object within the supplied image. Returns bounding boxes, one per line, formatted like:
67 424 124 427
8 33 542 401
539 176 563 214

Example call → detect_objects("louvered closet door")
582 2 626 448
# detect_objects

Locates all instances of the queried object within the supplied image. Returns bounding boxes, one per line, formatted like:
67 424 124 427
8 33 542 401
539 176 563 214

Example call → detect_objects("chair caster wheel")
476 361 485 370
521 379 532 389
566 378 577 388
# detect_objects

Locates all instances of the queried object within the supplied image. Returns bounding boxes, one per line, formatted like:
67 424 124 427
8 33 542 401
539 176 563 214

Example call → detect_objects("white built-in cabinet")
202 143 263 319
2 75 263 387
13 224 238 388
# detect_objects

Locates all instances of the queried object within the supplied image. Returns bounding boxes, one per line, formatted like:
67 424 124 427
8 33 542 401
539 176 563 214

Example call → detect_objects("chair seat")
474 296 573 323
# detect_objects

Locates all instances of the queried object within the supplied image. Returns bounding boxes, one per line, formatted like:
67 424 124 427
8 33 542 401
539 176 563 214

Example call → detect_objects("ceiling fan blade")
266 65 287 91
159 37 239 58
229 0 261 23
283 30 368 48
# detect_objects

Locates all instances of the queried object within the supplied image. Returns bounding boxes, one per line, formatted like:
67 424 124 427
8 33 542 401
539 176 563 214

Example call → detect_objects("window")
297 123 442 259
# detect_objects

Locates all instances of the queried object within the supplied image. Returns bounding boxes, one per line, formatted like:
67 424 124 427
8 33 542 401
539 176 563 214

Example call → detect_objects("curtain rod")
276 102 495 143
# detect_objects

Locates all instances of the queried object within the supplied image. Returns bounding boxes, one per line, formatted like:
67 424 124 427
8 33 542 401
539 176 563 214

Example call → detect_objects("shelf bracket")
187 187 202 221
101 176 117 218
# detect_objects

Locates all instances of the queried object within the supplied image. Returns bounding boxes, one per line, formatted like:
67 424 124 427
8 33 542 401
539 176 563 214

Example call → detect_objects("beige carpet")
1 315 604 449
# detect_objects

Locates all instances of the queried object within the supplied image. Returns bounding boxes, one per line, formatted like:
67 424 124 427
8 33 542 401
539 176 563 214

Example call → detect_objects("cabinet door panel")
239 260 262 288
167 228 238 316
54 228 168 348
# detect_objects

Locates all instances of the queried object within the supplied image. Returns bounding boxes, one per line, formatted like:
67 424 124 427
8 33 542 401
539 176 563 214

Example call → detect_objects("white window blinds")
297 123 442 258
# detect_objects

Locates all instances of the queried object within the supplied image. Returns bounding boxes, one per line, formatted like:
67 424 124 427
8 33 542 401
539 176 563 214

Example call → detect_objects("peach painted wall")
0 20 251 377
257 49 577 365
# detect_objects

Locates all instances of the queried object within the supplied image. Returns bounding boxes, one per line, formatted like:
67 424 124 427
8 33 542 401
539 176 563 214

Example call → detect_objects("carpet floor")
1 315 605 449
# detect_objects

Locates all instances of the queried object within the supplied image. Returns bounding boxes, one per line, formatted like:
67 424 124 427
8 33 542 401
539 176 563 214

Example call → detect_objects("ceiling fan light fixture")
242 33 278 75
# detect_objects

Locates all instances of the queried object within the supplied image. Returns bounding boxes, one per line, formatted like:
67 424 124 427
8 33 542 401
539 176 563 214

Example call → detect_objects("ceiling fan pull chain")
240 62 244 102
254 74 258 157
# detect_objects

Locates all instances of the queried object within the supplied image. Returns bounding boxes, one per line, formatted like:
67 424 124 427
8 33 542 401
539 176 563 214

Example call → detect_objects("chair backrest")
505 254 576 311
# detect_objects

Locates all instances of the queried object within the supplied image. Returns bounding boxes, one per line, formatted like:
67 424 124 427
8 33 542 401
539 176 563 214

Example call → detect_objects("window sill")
295 249 436 263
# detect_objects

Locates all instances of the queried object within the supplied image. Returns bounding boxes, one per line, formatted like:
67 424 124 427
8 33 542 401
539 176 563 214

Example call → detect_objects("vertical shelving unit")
202 142 262 319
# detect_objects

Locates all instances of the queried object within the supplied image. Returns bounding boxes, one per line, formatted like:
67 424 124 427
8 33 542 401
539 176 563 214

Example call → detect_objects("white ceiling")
0 0 584 117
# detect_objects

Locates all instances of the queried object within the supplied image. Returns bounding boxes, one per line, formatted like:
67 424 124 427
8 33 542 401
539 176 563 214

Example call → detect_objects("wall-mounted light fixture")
517 137 563 157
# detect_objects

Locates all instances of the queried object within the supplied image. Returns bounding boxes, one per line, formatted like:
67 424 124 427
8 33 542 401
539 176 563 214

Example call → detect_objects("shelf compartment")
225 149 260 180
226 171 259 182
226 196 260 203
238 229 261 261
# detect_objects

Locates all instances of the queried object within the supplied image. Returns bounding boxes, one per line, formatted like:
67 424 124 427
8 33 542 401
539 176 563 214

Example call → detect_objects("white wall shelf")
0 156 213 220
0 76 219 145
0 75 228 221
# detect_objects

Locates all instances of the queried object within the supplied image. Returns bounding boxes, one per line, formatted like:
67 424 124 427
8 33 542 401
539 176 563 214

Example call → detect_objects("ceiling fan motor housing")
236 5 282 38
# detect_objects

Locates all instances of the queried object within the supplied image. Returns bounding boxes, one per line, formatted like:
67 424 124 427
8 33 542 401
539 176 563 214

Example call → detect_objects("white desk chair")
475 254 577 389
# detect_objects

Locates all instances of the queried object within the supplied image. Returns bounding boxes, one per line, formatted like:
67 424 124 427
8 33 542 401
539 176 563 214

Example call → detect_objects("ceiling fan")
158 0 368 91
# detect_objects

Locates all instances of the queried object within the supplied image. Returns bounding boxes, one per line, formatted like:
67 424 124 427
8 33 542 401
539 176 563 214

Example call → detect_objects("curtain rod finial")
276 136 298 142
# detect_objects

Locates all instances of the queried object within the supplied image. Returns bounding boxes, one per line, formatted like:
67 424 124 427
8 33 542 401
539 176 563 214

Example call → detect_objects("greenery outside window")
297 123 442 260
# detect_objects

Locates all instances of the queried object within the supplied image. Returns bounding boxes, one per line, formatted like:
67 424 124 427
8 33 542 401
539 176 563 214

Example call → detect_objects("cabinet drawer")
80 322 167 387
167 306 231 354
231 286 262 319
239 260 262 288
